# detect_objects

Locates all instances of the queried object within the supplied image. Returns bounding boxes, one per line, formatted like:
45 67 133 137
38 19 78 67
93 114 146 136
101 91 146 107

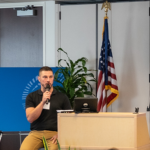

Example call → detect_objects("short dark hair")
39 66 53 75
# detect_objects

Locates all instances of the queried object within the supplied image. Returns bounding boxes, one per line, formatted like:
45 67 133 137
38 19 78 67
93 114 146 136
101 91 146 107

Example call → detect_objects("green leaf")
75 91 84 97
57 48 71 65
57 48 68 56
54 86 66 94
58 59 70 67
81 76 86 83
73 78 82 84
83 67 87 73
57 139 61 150
73 68 83 77
54 80 63 86
74 57 87 67
79 85 87 90
78 73 95 78
82 60 86 67
88 79 97 82
63 78 69 92
83 91 92 95
69 87 75 99
42 136 49 150
54 68 60 80
86 82 93 93
69 59 74 68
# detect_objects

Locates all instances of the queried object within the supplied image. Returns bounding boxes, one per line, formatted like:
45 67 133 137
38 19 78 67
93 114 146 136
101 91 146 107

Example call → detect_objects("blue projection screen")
0 67 59 131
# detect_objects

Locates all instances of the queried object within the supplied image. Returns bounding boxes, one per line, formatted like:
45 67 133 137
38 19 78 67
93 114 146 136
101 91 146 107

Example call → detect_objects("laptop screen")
73 97 98 113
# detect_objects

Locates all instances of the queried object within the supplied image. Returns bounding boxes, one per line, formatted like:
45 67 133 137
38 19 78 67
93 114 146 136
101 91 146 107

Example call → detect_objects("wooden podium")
57 113 150 150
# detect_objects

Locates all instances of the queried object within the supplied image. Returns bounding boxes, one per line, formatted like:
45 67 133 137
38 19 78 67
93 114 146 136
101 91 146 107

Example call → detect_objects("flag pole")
102 0 111 112
105 90 107 112
97 0 119 112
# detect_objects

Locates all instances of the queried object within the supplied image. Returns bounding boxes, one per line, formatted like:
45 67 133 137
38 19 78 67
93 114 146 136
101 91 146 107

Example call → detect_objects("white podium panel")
58 113 150 150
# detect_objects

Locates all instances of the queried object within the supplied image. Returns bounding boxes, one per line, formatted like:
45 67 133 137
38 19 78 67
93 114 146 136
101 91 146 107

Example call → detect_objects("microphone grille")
45 84 50 90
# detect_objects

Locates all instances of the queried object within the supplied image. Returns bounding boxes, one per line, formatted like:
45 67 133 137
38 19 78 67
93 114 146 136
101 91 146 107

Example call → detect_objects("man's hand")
50 134 58 145
42 87 53 104
42 91 51 104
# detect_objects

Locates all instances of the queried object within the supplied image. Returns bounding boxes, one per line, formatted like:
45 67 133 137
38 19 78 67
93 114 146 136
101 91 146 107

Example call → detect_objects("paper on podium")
56 110 74 113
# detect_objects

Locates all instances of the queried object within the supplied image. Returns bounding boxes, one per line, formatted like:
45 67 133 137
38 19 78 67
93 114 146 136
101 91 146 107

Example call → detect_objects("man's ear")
53 76 54 83
38 76 40 82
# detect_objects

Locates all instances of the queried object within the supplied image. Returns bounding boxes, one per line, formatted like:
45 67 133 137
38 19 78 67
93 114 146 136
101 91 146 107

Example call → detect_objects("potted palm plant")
54 48 96 107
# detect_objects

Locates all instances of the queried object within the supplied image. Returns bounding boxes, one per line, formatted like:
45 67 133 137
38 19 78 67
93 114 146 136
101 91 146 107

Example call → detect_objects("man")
20 66 71 150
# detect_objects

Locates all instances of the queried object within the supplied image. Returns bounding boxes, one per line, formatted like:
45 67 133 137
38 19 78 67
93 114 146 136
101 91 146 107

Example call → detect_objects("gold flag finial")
101 0 111 16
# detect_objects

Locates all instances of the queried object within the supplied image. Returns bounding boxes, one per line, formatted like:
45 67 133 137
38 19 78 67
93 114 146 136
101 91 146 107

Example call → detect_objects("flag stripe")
97 73 105 112
108 66 116 75
108 56 114 63
108 71 117 80
108 77 117 86
97 71 103 89
107 82 118 90
108 61 115 69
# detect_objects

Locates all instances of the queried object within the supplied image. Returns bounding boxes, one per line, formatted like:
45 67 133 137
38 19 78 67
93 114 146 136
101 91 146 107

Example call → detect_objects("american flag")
97 17 119 112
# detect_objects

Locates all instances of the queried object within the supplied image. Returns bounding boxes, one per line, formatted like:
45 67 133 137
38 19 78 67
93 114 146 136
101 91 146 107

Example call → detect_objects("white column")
43 1 56 67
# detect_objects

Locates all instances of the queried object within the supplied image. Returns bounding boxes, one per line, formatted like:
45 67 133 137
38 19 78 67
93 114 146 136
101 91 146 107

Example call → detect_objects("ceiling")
55 0 149 5
0 0 147 5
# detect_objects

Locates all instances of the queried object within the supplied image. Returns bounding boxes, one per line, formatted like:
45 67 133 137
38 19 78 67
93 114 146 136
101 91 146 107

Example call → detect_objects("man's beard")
42 83 52 89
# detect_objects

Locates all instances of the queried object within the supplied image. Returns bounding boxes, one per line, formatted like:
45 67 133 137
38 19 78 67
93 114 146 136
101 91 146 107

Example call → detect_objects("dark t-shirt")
26 88 71 131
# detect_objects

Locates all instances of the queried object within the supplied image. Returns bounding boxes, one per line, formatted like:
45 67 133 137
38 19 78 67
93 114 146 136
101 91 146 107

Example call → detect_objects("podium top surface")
58 112 146 117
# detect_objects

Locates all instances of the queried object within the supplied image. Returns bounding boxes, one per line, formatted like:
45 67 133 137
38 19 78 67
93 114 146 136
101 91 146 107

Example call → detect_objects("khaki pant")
20 130 58 150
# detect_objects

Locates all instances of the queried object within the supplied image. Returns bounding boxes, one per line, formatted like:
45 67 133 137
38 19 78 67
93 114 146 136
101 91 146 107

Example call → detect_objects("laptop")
73 97 98 113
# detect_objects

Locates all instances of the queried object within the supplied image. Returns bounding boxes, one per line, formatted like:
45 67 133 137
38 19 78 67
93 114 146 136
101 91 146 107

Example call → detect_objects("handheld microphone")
45 84 51 104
